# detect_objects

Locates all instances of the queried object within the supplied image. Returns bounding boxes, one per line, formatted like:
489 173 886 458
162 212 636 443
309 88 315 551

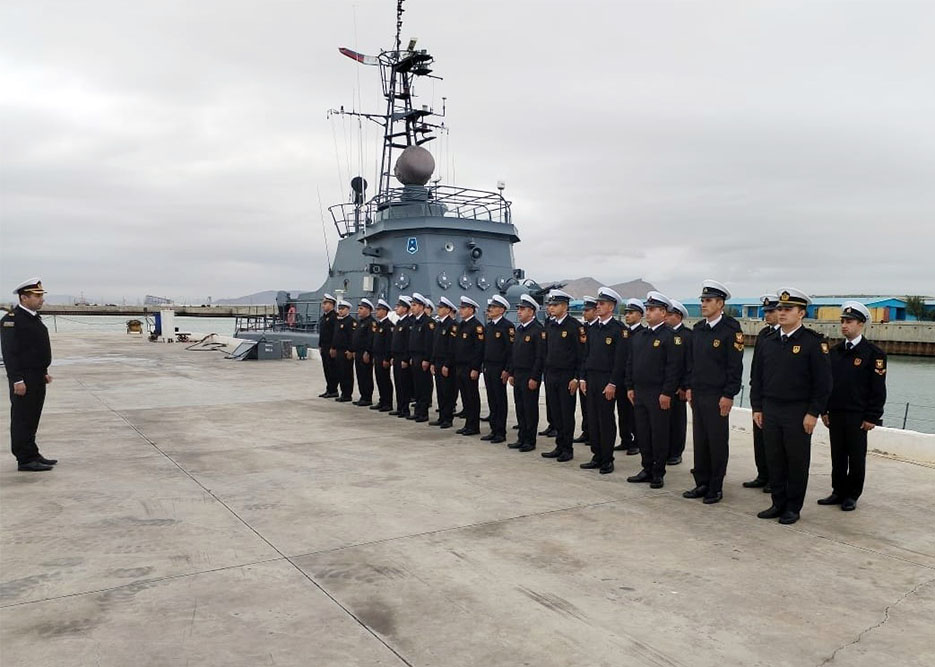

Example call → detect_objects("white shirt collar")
706 314 723 328
555 314 567 325
17 304 38 316
491 315 502 324
846 334 863 347
650 321 665 332
772 323 781 331
599 316 614 325
629 322 642 331
464 314 475 323
781 324 803 337
671 322 683 331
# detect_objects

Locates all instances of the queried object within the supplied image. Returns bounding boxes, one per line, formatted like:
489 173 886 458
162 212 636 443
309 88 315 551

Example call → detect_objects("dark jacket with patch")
484 317 515 367
507 319 546 381
545 315 587 378
750 326 832 417
318 309 337 349
688 316 743 398
432 315 458 368
624 323 682 396
1 306 52 384
825 338 887 424
454 316 485 371
332 316 357 351
352 315 375 354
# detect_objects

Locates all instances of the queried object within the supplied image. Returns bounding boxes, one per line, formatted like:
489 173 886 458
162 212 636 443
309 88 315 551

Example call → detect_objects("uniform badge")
792 345 801 354
623 330 629 338
524 335 531 342
372 323 378 332
874 359 886 375
875 358 884 368
653 339 661 348
2 321 13 328
495 331 501 338
462 333 468 339
734 343 744 351
713 339 720 348
605 337 612 345
854 358 862 366
674 336 682 346
476 325 484 334
561 330 568 338
541 331 547 340
428 322 435 330
820 342 829 354
735 332 744 342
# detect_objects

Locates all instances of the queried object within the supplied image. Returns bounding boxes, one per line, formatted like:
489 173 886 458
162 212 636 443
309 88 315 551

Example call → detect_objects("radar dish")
394 145 435 186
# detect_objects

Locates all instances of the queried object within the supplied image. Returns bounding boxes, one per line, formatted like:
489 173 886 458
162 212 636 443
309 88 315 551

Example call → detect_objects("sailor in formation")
317 294 338 398
313 281 886 526
575 296 598 446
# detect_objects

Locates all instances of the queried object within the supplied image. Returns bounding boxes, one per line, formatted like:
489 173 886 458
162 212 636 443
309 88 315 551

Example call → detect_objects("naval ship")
236 0 549 347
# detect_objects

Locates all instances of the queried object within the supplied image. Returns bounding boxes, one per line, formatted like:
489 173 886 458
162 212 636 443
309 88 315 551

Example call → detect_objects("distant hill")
545 278 656 300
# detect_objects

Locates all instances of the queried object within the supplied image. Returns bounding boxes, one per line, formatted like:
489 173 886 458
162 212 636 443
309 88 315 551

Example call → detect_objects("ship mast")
331 0 446 199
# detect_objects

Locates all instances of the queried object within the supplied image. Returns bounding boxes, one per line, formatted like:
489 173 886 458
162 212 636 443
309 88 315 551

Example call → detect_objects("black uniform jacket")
352 315 375 354
584 317 624 381
318 309 337 349
332 316 357 351
545 315 586 378
372 317 393 360
507 319 546 381
624 323 682 396
825 338 887 424
484 317 515 368
1 306 52 383
390 314 412 360
408 313 435 360
454 315 485 372
432 315 458 368
688 316 743 398
750 326 832 417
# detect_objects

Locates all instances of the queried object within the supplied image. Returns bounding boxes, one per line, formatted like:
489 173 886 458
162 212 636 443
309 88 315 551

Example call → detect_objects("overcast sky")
2 0 933 303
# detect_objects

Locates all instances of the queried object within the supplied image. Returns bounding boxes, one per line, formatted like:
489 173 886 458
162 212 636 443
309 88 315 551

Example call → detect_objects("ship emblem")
406 237 419 254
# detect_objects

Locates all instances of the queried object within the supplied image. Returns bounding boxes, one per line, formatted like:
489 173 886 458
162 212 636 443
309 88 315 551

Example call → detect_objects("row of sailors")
316 281 887 525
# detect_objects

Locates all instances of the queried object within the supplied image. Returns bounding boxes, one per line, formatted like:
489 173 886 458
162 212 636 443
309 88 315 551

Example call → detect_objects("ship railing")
235 301 323 334
329 184 511 238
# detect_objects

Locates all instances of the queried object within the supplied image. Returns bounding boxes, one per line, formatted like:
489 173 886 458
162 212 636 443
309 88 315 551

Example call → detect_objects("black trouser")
374 358 393 408
752 421 769 482
545 375 555 431
585 371 617 465
512 370 540 446
9 372 45 464
669 394 687 458
457 365 481 431
320 348 338 394
690 392 730 494
545 369 576 454
354 354 374 402
617 391 636 449
393 360 412 414
828 410 868 500
336 350 354 399
484 363 508 436
412 356 432 418
633 387 670 478
763 399 812 513
435 365 457 423
578 389 589 440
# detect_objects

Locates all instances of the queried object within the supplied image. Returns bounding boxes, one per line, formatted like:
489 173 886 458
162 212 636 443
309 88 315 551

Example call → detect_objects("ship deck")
2 333 933 666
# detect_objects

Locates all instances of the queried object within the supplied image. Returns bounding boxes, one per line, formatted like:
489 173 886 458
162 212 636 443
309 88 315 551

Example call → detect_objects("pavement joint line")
816 575 935 666
72 377 414 667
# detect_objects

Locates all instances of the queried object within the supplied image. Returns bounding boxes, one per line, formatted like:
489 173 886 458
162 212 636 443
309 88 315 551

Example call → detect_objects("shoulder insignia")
735 332 744 342
508 327 515 335
734 342 744 351
476 325 484 334
820 342 829 354
854 357 862 366
372 323 378 332
674 336 682 346
653 339 661 348
875 358 885 369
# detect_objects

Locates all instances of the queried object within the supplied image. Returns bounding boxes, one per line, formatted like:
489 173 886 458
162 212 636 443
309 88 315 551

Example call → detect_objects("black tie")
781 334 789 344
846 342 853 350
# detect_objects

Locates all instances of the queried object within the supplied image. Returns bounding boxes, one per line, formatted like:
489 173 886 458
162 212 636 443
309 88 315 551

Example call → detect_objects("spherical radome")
394 146 435 185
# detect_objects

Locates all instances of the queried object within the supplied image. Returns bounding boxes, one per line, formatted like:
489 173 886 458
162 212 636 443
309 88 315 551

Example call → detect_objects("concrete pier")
1 334 933 666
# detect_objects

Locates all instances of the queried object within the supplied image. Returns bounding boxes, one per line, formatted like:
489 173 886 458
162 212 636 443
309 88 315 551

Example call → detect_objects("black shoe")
683 486 708 499
580 460 601 470
508 441 524 449
573 434 588 443
356 400 372 407
398 412 411 419
627 470 652 483
37 456 58 466
456 427 466 434
388 410 400 416
405 414 418 420
318 391 331 398
666 456 682 465
763 484 772 494
414 416 429 423
370 404 384 410
757 506 783 519
518 444 536 452
626 447 639 456
541 448 561 458
545 429 558 438
512 424 520 430
538 427 552 436
743 478 768 488
817 493 843 506
613 444 627 451
455 411 465 418
556 452 573 462
490 435 506 444
18 460 53 472
336 396 352 403
599 462 614 474
379 406 393 412
480 434 495 441
461 428 480 436
841 498 857 511
779 511 800 525
650 478 664 489
438 422 453 429
703 491 723 505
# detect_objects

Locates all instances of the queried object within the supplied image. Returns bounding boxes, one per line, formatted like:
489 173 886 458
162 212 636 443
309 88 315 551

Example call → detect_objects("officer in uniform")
751 287 832 525
818 301 887 512
507 294 546 452
407 293 435 422
370 299 395 412
331 300 357 402
2 279 57 471
574 296 598 446
482 294 514 443
454 296 485 436
664 299 692 465
352 299 376 407
541 290 586 463
430 297 459 429
625 292 682 488
682 281 744 504
579 287 625 474
538 301 559 439
744 294 780 491
389 296 413 417
615 298 645 456
317 294 338 398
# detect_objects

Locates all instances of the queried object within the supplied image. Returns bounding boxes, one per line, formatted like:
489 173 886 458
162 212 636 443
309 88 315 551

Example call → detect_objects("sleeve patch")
734 342 744 351
821 342 829 354
735 332 744 342
476 325 484 334
2 321 14 327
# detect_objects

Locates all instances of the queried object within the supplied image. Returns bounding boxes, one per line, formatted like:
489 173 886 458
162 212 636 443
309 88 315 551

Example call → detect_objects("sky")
2 0 934 303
